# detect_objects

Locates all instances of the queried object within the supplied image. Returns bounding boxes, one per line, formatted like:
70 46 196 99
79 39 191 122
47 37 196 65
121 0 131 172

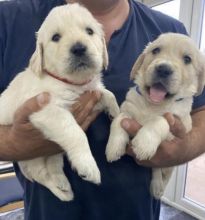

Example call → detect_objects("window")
152 0 180 20
184 7 205 209
185 155 205 208
0 161 13 174
200 9 205 52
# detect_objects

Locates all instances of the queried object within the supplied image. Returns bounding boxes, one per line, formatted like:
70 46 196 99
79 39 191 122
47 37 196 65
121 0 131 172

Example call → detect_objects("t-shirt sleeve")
175 21 188 35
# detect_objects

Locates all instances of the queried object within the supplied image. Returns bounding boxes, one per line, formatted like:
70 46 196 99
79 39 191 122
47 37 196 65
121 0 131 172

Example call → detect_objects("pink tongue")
149 84 167 103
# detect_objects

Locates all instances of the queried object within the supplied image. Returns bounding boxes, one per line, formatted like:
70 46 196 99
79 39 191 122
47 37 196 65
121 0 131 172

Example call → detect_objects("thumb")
121 118 141 137
14 92 50 123
164 112 186 138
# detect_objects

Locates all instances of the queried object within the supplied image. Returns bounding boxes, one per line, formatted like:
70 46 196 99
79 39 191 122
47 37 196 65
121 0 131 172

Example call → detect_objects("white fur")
0 4 119 201
106 33 205 199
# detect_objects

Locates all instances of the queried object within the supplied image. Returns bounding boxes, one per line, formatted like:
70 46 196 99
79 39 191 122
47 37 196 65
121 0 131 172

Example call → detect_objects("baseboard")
0 201 24 213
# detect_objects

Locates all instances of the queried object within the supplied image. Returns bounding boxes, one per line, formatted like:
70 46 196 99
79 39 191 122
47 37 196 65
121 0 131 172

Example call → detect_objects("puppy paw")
50 184 74 201
106 138 126 162
108 102 120 118
50 173 71 192
150 179 165 199
131 129 160 160
72 155 101 184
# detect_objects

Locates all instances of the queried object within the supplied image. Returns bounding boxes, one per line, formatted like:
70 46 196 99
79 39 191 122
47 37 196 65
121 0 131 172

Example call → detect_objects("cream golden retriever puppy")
0 4 119 201
106 33 205 198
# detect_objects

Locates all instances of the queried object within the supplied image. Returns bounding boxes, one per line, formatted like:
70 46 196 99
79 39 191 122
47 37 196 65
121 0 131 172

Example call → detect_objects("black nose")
71 42 87 57
156 64 173 78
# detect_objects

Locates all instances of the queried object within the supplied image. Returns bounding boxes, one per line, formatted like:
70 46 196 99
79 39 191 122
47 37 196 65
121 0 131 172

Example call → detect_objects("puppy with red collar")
0 4 119 201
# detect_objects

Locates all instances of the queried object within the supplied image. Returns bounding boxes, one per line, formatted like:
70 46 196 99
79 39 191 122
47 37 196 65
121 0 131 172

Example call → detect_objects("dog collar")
135 84 142 96
44 70 92 86
135 85 184 102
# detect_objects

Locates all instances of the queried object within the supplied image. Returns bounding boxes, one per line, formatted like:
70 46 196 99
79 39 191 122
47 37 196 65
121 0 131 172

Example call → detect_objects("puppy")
106 33 205 198
0 4 119 201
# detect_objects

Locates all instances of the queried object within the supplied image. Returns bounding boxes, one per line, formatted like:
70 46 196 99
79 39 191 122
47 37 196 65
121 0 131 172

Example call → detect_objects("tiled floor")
159 203 197 220
0 203 197 220
0 209 23 220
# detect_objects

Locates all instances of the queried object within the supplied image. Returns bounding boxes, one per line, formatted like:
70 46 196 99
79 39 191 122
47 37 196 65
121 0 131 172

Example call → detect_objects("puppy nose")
71 42 87 57
156 64 173 78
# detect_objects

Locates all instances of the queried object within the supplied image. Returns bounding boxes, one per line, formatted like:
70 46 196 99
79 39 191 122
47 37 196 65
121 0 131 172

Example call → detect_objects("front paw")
108 102 120 118
106 140 126 162
50 173 71 192
131 129 160 160
72 154 101 185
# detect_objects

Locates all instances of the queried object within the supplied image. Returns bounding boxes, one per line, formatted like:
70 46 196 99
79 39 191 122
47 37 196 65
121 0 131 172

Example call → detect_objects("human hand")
71 91 102 131
3 91 101 161
121 113 189 168
6 93 62 161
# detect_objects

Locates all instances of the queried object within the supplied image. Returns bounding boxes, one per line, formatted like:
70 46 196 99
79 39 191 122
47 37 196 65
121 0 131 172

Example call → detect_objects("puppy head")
29 3 108 83
131 33 205 105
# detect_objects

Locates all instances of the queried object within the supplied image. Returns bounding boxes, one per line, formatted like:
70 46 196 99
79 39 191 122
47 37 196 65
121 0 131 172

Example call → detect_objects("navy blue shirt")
1 0 205 220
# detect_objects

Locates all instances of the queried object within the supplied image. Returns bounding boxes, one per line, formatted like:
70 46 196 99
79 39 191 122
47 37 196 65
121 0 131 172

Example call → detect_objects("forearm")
0 124 61 161
185 108 205 160
161 108 205 165
0 125 14 161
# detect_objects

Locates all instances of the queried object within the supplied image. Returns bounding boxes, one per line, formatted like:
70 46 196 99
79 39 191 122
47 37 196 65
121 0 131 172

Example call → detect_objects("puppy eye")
183 55 192 64
51 33 61 42
152 47 161 55
86 27 94 35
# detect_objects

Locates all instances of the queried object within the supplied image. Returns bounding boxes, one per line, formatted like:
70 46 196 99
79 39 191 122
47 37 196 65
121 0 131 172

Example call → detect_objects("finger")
72 91 101 111
75 92 101 125
71 91 101 119
14 92 50 123
126 144 136 157
164 113 186 138
121 118 141 137
81 111 100 131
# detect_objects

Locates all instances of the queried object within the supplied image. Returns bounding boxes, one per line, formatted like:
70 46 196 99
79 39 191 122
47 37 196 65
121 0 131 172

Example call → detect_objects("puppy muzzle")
154 64 173 79
69 42 93 72
70 42 87 57
151 64 174 89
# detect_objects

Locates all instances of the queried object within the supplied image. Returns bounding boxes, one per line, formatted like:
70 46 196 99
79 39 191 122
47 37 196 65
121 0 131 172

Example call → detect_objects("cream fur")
0 4 119 201
106 33 205 198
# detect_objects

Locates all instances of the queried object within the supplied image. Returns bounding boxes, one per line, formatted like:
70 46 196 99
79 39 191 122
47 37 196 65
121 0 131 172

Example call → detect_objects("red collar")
44 70 92 86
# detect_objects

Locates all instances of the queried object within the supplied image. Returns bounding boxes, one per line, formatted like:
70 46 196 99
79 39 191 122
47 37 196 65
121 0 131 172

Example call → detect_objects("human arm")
121 108 205 168
0 91 101 161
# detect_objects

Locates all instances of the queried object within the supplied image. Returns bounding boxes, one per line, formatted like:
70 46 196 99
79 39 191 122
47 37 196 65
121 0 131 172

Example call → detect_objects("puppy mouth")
146 83 174 104
75 61 89 69
70 57 94 73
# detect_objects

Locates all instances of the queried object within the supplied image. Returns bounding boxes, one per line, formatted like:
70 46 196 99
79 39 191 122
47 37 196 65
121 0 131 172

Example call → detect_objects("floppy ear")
29 37 44 77
102 37 109 70
130 52 145 80
196 55 205 96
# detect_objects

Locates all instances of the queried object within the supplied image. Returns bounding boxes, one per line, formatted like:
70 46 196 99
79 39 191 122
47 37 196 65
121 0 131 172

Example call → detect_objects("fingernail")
37 93 50 107
121 119 130 130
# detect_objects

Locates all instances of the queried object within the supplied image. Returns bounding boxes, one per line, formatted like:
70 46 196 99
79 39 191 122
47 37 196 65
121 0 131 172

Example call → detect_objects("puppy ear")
196 56 205 96
29 35 44 77
102 37 109 70
130 52 145 80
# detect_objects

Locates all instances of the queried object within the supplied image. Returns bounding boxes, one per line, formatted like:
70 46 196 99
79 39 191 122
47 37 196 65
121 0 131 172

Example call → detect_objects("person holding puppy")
0 0 205 220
